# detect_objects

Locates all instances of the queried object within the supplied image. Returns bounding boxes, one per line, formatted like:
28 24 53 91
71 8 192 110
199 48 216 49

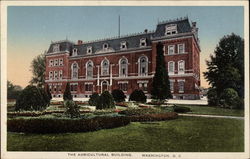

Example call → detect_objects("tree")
30 53 46 88
64 100 80 118
96 91 115 110
111 89 126 102
151 42 172 100
129 89 147 103
7 81 22 99
46 85 52 102
63 83 72 101
204 33 244 108
88 92 100 106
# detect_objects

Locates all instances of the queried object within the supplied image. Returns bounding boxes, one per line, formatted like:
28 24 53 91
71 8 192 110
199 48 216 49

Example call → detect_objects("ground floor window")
138 81 148 92
85 83 93 92
170 80 174 92
178 80 185 93
118 82 128 91
70 83 78 92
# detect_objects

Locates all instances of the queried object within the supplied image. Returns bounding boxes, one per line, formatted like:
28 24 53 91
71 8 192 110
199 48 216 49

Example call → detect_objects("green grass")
176 105 244 117
7 116 244 152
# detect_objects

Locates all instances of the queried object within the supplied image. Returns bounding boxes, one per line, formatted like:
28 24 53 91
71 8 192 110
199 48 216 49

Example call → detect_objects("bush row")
7 116 130 133
118 108 162 116
127 112 178 122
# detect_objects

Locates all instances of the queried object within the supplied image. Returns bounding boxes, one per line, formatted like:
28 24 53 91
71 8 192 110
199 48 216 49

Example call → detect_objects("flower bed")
7 116 130 133
115 102 128 107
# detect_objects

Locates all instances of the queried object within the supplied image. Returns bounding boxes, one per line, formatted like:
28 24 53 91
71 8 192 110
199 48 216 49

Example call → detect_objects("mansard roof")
47 16 195 55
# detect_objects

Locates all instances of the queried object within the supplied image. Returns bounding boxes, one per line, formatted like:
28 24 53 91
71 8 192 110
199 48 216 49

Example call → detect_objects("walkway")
178 113 244 120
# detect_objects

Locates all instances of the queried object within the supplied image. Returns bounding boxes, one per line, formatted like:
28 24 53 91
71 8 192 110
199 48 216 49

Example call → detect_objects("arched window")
86 61 94 79
119 57 128 77
178 60 185 74
72 48 78 56
138 56 148 76
101 58 109 76
168 61 175 75
71 63 78 79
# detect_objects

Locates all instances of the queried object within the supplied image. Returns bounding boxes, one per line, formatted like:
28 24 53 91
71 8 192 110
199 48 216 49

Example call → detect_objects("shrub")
129 89 147 103
64 100 80 118
219 88 240 109
207 88 219 106
96 91 115 110
119 108 161 116
15 85 49 111
111 89 126 102
173 105 191 113
63 83 72 101
127 112 178 122
7 116 130 133
88 93 100 106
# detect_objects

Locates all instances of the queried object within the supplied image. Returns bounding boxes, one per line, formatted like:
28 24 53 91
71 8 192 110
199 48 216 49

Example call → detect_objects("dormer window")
165 24 178 35
103 43 109 50
53 44 60 52
72 48 78 56
120 41 127 50
87 46 92 54
140 38 147 47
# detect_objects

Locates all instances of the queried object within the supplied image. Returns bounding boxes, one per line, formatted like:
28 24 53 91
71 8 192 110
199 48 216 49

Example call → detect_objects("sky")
7 6 244 88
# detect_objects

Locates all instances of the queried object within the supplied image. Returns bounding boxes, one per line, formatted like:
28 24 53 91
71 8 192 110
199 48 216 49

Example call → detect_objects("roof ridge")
158 16 188 25
51 39 75 44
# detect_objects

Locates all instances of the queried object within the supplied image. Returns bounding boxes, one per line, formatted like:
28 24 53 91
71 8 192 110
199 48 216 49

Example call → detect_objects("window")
101 59 109 76
168 45 175 55
54 71 58 79
138 56 148 76
140 38 147 47
49 85 52 92
165 24 177 35
168 61 175 75
87 46 92 54
178 44 185 54
58 84 62 92
103 43 108 50
59 70 63 79
86 61 93 79
71 63 78 79
178 60 185 74
85 83 93 92
53 44 60 52
49 71 53 80
49 60 53 67
170 80 174 92
70 83 78 92
53 85 57 92
120 41 127 50
163 45 166 55
118 82 128 91
138 82 148 91
73 48 78 56
178 80 185 93
59 58 63 66
119 57 128 77
54 59 58 66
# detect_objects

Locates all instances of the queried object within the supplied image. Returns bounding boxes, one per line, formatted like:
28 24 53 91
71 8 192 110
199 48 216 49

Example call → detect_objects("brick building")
45 17 201 99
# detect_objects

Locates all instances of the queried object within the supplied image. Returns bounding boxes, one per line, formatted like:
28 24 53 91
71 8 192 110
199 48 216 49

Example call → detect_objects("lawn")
176 105 244 117
7 116 244 152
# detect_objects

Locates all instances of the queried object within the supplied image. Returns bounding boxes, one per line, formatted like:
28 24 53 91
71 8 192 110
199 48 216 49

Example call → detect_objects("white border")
1 1 249 159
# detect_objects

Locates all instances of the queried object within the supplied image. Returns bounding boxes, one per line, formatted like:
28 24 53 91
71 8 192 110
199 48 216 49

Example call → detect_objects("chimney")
192 22 196 28
77 40 83 45
144 29 148 33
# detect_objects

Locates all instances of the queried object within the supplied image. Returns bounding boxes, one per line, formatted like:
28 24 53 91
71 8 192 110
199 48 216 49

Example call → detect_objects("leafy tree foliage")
7 81 22 99
64 100 80 118
30 53 46 88
46 85 52 101
219 88 240 109
88 92 100 106
151 42 172 100
207 88 218 106
63 83 72 101
129 89 147 103
96 91 115 110
15 85 49 111
111 89 126 102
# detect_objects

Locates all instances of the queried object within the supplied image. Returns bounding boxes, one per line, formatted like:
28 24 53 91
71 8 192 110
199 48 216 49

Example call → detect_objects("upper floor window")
138 56 148 76
49 60 53 67
120 41 127 50
119 57 128 77
86 61 93 79
49 71 53 80
59 58 63 66
54 71 58 79
168 61 175 75
165 24 177 35
71 63 78 79
54 59 58 66
87 46 92 54
53 44 60 52
59 70 63 79
178 60 185 74
140 38 147 47
168 45 175 55
103 43 109 50
178 44 185 54
101 58 109 76
73 48 78 56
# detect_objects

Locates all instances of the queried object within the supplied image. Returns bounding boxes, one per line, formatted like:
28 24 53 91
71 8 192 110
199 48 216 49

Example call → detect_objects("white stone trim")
85 60 94 79
178 60 185 74
101 57 110 76
137 80 149 83
118 81 128 84
168 61 175 75
177 79 185 82
119 56 128 77
140 38 147 47
178 43 185 54
138 55 148 76
168 45 175 55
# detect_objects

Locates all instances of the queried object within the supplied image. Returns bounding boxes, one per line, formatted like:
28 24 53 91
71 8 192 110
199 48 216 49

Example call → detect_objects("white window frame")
59 58 63 66
59 70 63 79
170 79 175 93
71 62 79 79
168 61 175 75
140 38 147 47
103 43 109 50
119 57 128 77
54 71 58 79
178 79 185 93
49 60 53 67
165 24 178 35
54 59 58 66
70 83 78 92
120 41 127 50
178 44 185 54
72 48 78 56
87 46 92 54
168 45 175 55
49 71 53 80
137 80 148 92
101 58 110 76
86 60 94 79
138 56 148 76
53 44 60 52
178 60 185 74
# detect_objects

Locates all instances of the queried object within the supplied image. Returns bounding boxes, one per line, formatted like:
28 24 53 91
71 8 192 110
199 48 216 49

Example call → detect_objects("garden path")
178 113 244 120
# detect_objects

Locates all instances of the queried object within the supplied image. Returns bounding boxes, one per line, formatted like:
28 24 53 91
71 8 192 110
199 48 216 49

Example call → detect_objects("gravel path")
178 113 244 120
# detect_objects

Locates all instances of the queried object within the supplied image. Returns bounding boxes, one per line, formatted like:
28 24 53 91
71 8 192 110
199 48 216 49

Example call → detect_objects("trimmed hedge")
173 105 191 113
119 108 161 116
127 112 178 122
7 116 130 133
